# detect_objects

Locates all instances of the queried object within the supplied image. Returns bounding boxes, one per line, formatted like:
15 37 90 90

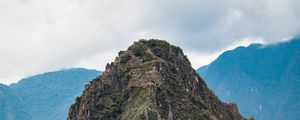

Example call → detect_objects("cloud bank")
1 0 300 84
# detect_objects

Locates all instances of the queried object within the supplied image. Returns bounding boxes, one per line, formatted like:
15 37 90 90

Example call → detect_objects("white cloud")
185 36 265 69
0 0 299 84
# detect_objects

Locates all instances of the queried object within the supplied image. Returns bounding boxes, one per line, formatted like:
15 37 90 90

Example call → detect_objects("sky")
1 0 300 85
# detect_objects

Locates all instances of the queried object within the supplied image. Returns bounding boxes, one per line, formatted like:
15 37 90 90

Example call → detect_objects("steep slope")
68 39 248 120
9 68 100 120
0 84 31 120
197 37 300 120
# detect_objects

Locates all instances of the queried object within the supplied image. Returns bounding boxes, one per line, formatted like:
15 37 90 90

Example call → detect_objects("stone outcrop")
68 39 250 120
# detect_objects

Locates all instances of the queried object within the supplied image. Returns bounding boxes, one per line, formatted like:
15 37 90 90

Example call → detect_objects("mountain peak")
122 39 188 64
68 39 248 120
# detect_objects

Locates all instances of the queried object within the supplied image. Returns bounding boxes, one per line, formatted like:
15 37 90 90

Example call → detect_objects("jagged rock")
68 39 250 120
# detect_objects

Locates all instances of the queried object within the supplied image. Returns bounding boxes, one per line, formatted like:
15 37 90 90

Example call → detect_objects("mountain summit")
68 39 248 120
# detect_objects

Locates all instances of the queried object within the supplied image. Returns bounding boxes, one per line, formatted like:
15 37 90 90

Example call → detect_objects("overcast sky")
1 0 300 85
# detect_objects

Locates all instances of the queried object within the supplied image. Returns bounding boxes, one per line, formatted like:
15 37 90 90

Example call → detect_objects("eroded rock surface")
68 39 250 120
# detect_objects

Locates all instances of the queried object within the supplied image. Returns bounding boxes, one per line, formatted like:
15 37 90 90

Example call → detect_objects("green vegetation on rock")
68 39 249 120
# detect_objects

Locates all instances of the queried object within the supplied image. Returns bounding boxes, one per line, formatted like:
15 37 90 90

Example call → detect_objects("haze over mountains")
0 68 100 120
197 37 300 120
0 83 31 120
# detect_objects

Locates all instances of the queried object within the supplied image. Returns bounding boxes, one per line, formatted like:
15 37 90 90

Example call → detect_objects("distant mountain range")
0 83 31 120
197 37 300 120
0 68 100 120
1 37 299 120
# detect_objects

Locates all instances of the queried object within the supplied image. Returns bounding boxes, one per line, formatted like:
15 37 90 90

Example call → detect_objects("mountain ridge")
197 37 300 120
0 68 100 120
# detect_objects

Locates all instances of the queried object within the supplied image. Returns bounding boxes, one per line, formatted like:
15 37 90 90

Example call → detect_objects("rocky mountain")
197 37 300 120
68 39 249 120
0 68 100 120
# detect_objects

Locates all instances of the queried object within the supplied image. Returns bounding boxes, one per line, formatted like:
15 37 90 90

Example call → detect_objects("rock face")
68 39 248 120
